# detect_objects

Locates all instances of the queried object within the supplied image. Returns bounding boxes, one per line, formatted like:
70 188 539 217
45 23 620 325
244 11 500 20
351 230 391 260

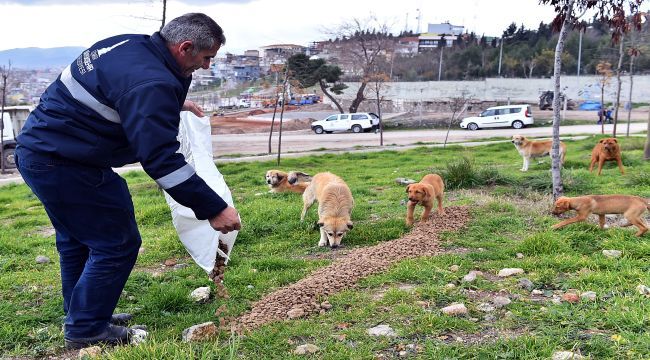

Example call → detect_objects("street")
212 122 649 158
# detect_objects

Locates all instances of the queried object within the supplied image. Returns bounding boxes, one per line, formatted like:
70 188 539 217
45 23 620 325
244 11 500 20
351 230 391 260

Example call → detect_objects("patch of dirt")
234 206 470 332
210 115 312 135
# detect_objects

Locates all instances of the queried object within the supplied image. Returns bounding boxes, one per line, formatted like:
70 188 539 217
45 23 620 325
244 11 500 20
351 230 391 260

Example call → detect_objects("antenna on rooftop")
404 12 409 33
416 8 422 34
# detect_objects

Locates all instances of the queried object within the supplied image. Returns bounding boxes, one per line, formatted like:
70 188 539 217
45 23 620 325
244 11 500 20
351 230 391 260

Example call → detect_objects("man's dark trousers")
15 146 141 339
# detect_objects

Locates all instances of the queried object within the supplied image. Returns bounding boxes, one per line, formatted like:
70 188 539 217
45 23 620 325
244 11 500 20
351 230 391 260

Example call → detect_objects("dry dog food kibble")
209 241 230 299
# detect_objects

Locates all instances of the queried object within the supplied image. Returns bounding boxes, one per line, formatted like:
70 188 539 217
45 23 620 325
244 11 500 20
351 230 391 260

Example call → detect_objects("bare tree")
366 71 390 146
612 35 625 137
444 92 473 148
596 61 613 134
0 61 11 174
160 0 167 31
268 65 289 156
626 42 640 137
327 17 394 113
539 0 644 200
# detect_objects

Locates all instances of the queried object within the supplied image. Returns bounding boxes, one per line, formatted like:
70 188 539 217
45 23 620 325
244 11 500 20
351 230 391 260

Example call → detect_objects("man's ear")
179 40 193 55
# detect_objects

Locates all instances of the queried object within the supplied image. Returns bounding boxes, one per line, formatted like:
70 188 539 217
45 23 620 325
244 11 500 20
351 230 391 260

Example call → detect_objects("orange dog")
405 174 445 226
551 195 649 237
265 170 311 193
589 138 624 175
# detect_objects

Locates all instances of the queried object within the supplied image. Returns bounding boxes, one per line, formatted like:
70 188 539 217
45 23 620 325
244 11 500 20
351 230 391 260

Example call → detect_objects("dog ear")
317 221 324 227
611 138 618 143
405 184 411 193
347 222 353 230
599 139 605 143
422 184 434 199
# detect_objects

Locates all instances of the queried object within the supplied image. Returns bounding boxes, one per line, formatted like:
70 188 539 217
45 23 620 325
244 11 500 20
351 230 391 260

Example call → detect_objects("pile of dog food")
233 206 470 331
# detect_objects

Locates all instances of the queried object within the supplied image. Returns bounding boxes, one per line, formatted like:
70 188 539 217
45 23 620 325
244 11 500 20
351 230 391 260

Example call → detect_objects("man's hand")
182 100 204 117
209 206 241 234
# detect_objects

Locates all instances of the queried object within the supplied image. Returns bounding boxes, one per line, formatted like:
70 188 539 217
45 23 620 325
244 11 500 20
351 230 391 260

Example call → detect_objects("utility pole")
498 37 504 76
438 45 444 81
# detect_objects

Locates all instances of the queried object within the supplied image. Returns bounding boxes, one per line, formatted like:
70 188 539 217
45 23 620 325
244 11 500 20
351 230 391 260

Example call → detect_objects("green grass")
1 136 649 359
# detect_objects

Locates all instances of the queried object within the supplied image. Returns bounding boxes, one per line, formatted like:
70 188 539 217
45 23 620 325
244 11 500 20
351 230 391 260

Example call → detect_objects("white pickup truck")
311 112 380 134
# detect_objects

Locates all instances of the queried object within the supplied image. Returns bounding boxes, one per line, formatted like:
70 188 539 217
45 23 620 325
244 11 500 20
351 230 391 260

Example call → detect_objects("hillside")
0 46 85 69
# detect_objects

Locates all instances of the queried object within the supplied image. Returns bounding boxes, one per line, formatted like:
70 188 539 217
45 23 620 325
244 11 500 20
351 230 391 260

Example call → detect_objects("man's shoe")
110 313 133 326
64 324 132 350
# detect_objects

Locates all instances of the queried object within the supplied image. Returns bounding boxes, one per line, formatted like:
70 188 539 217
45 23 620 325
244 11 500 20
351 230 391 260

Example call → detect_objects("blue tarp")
579 101 602 111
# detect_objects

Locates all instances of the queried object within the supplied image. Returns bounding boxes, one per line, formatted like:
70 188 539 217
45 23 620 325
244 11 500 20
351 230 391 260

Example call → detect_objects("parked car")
459 105 534 131
311 112 380 134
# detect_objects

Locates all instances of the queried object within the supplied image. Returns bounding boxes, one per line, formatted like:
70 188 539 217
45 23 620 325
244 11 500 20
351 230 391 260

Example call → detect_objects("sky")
0 0 560 55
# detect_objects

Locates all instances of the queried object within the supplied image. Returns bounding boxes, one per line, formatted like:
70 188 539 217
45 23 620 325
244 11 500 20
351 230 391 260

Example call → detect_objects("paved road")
213 122 649 158
2 122 647 187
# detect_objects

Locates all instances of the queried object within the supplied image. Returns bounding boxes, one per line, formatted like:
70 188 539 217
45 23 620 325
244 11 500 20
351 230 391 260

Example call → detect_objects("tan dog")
589 138 624 175
300 172 354 248
405 174 445 226
511 135 566 171
552 195 649 237
265 170 311 193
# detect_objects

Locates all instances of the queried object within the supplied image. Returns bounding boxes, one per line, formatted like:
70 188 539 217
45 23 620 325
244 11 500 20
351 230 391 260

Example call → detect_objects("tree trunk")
276 75 289 166
626 54 635 137
645 108 650 160
612 36 624 137
600 86 605 134
267 91 279 154
375 86 383 146
550 0 574 201
318 79 344 114
159 0 167 31
349 81 367 113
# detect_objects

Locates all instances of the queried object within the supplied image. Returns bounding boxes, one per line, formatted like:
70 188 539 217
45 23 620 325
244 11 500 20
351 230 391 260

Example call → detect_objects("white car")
311 112 380 134
460 105 534 130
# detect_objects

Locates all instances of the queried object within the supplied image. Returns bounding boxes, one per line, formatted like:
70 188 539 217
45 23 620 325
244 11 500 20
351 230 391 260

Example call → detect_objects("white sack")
163 111 238 273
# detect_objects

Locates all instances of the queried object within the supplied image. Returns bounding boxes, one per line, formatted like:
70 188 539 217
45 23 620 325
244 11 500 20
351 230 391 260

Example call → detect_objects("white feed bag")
163 111 238 272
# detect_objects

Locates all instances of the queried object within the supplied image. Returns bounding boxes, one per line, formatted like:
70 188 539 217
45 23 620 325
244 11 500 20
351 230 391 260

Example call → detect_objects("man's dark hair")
160 13 226 55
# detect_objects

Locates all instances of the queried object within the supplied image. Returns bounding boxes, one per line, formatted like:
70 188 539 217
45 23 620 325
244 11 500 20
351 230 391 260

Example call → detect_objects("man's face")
177 42 220 77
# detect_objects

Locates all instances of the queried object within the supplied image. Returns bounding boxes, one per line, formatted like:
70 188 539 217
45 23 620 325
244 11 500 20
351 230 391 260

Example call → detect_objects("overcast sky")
0 0 561 54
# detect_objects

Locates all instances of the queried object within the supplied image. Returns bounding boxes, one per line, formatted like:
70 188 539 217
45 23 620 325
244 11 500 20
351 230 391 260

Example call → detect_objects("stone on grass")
190 287 211 303
518 278 534 291
497 268 524 277
445 283 456 289
449 265 460 272
602 250 622 258
287 307 306 319
35 255 50 264
182 322 217 342
294 344 319 355
367 324 397 337
78 346 102 358
552 351 584 360
130 328 148 345
320 301 332 310
395 178 416 185
463 271 482 282
562 293 580 304
580 291 597 301
636 284 650 296
476 303 495 313
492 296 511 308
441 303 468 316
531 289 544 295
515 253 524 259
163 258 177 266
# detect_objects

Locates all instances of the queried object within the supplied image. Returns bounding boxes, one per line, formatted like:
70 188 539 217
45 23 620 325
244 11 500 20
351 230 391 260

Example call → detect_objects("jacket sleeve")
116 81 228 220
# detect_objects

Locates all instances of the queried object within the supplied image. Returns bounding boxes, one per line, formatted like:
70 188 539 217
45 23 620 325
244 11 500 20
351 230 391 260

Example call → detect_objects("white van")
311 112 380 134
460 105 534 130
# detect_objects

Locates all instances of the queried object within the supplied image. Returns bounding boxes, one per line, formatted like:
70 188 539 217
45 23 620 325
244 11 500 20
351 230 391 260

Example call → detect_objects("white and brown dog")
299 172 354 248
265 170 311 194
511 135 566 171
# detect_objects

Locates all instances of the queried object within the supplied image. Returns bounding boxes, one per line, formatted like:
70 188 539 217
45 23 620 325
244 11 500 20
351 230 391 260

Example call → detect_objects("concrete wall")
330 75 650 110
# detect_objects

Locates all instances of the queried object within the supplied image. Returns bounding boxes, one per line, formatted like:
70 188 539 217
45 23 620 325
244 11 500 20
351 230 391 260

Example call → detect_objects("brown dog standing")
511 135 566 171
589 138 624 175
405 174 445 226
551 195 649 237
300 172 354 248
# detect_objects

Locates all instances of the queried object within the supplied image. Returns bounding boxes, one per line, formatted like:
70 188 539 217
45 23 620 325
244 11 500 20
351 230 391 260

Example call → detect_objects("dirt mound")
234 206 470 331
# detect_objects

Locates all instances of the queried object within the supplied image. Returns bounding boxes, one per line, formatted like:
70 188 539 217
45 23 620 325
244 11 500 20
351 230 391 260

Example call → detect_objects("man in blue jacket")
15 13 240 349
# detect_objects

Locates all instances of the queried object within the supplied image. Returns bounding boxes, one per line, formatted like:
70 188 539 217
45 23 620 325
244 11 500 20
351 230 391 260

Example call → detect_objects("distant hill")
0 47 85 69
